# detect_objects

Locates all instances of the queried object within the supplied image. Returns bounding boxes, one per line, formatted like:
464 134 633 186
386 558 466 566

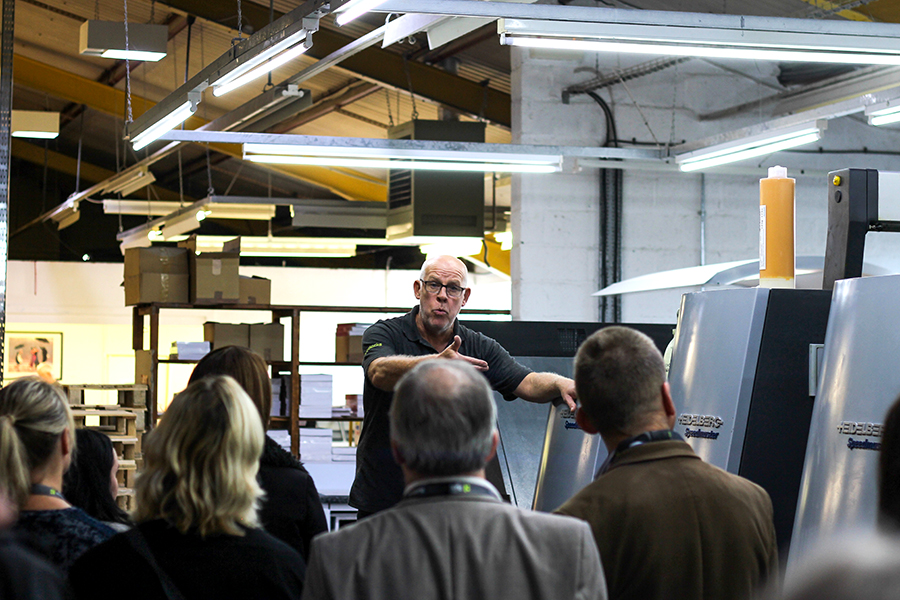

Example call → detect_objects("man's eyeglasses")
420 280 466 299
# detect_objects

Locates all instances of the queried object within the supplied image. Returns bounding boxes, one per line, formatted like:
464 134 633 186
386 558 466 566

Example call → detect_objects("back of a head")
0 377 74 508
189 346 272 430
63 429 130 525
134 375 265 536
574 326 666 436
879 394 900 528
390 361 495 477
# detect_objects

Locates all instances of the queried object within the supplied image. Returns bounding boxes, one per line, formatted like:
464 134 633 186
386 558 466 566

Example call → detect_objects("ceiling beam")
12 54 386 201
11 138 190 203
156 0 512 128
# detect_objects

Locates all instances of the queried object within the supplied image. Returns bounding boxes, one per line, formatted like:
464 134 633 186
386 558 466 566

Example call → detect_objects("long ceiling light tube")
334 0 391 26
242 142 560 165
212 28 314 97
676 121 826 172
866 99 900 126
244 153 560 173
131 93 200 151
497 15 900 65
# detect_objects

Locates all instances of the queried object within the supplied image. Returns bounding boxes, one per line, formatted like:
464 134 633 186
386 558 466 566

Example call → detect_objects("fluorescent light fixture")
131 93 200 151
79 20 168 62
103 166 157 196
334 0 390 26
675 121 826 172
212 29 313 97
420 237 485 258
243 144 561 173
161 211 202 240
11 110 59 139
184 235 357 258
245 154 560 173
102 200 276 220
498 18 900 65
866 99 900 126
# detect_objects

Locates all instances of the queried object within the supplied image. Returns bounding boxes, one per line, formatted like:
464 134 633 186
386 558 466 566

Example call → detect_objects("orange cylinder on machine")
759 165 795 288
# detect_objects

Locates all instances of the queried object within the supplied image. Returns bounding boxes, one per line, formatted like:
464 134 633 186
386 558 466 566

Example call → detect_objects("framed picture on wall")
5 332 63 382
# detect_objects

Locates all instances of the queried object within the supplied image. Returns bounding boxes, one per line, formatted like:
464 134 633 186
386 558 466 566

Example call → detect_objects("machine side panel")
669 288 768 470
788 275 900 576
739 289 832 558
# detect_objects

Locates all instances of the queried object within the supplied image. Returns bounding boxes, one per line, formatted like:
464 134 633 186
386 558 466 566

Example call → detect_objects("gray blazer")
303 481 607 600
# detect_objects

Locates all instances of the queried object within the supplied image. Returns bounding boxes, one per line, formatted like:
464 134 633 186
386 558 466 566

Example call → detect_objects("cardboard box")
203 322 250 349
240 276 271 305
335 323 370 363
124 247 189 277
180 236 240 304
124 273 189 306
250 322 284 361
123 247 190 305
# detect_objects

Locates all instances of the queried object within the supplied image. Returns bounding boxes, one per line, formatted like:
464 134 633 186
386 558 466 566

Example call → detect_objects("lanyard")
596 429 685 478
31 484 66 502
404 481 497 501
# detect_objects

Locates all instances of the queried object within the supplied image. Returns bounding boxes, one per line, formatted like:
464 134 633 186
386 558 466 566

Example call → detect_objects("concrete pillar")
510 47 602 322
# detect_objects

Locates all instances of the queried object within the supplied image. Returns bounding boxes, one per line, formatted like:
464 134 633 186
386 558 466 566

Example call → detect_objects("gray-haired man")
303 360 606 600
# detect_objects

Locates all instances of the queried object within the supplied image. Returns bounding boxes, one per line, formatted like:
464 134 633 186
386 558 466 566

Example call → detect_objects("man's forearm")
515 372 577 410
367 355 438 391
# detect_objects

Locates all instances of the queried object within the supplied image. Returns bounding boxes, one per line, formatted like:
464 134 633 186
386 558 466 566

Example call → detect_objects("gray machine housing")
668 287 831 558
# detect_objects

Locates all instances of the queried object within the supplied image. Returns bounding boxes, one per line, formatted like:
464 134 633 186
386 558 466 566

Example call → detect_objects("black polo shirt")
349 307 532 513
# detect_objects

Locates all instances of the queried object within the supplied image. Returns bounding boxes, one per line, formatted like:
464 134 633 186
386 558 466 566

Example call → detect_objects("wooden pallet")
71 405 146 435
64 384 148 408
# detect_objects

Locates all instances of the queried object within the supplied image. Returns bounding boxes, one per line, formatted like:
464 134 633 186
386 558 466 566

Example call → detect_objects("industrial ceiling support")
13 54 386 205
157 0 512 128
0 0 13 384
10 139 191 203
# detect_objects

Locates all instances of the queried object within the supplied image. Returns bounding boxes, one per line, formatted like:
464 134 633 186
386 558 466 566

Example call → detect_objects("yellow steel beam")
797 0 874 21
12 54 386 202
467 238 510 277
11 138 190 203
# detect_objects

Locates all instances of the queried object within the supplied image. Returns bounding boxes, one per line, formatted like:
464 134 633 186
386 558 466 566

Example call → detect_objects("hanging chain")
402 54 418 120
205 143 215 197
385 88 394 127
123 0 133 124
94 0 100 19
150 0 155 23
236 0 243 40
178 148 185 205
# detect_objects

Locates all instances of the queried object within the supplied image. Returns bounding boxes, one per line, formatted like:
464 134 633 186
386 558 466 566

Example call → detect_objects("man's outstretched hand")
439 336 489 371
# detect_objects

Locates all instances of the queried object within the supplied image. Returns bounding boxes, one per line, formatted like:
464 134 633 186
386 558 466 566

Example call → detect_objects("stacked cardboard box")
298 374 332 419
299 428 332 462
178 236 241 304
335 323 371 363
250 323 284 361
240 276 271 305
124 247 189 305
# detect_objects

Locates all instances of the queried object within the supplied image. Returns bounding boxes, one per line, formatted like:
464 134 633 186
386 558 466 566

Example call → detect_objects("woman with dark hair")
0 377 114 572
63 429 131 531
69 375 305 599
189 346 327 560
879 394 900 528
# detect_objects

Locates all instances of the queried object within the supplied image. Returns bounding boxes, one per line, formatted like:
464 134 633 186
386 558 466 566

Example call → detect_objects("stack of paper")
332 446 357 463
300 428 332 462
298 374 332 419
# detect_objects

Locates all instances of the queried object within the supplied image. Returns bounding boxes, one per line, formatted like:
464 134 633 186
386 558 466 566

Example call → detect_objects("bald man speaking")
350 255 577 517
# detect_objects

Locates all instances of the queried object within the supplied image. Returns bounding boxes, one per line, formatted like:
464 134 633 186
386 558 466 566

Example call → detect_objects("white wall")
511 48 900 324
5 261 511 398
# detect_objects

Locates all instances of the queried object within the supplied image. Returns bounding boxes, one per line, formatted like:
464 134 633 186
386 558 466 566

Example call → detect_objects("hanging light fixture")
79 20 168 62
866 99 900 126
129 91 201 151
11 110 59 139
333 0 391 26
675 121 827 173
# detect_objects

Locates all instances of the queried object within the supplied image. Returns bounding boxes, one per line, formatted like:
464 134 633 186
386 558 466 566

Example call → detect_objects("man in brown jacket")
556 326 778 600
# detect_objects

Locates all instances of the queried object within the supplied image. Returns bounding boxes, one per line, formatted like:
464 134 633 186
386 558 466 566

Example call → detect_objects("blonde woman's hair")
133 375 265 536
0 377 75 507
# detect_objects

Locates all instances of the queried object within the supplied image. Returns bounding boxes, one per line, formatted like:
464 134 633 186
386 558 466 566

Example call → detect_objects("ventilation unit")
386 120 486 240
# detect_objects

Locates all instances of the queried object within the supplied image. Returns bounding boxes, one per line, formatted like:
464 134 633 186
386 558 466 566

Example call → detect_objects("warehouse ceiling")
7 0 900 268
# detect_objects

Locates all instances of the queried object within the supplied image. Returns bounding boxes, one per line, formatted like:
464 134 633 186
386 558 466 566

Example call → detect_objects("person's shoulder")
243 525 306 557
555 478 619 521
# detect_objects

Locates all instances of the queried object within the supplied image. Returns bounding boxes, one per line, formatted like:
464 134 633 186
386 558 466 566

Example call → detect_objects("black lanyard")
31 484 66 502
404 481 497 501
596 430 684 478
